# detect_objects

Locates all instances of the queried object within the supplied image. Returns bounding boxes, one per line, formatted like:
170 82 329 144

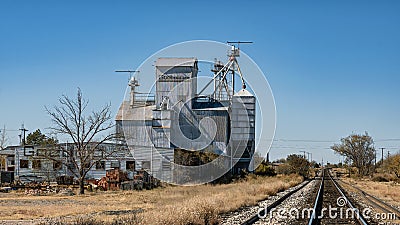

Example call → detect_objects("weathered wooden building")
0 143 135 183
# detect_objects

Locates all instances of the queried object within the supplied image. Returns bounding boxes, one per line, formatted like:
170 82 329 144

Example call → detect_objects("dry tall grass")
0 174 303 225
140 174 303 225
343 176 400 206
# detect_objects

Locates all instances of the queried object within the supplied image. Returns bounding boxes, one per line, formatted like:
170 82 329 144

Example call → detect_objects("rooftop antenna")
226 41 253 57
115 70 140 107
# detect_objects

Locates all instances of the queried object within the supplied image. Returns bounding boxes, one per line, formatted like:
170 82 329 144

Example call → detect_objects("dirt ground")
0 174 303 224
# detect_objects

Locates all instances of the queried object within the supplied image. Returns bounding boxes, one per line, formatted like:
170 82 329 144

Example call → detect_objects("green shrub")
255 163 277 176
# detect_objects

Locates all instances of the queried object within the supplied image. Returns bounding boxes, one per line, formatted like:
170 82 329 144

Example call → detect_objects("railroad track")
308 169 369 225
339 179 400 223
241 169 363 225
239 179 313 225
224 168 400 224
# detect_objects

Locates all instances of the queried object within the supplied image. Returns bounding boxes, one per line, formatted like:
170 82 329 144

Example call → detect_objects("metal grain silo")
230 89 256 173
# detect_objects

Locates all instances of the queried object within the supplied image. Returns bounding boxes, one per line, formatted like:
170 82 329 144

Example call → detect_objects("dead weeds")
0 174 303 225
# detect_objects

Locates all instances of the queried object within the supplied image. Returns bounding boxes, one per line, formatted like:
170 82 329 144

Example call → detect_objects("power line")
375 139 400 142
0 129 20 132
258 138 400 143
276 139 336 143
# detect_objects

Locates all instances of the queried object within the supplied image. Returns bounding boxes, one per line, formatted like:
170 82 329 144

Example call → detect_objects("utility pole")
19 124 28 146
380 147 386 164
374 148 377 172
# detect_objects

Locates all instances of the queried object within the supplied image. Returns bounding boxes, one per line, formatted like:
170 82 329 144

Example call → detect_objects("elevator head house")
115 46 256 183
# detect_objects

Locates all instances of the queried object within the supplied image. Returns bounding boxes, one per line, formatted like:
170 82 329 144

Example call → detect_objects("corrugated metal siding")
152 128 171 148
195 110 229 144
155 58 198 108
123 120 154 147
230 94 256 162
156 79 195 109
130 145 173 180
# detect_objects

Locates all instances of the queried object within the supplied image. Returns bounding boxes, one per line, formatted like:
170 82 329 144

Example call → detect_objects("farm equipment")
119 169 159 191
136 169 159 189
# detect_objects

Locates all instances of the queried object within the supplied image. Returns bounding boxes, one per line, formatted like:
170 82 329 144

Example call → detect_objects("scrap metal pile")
0 168 160 193
92 168 159 191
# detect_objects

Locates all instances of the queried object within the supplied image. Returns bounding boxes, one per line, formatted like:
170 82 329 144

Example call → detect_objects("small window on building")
126 161 135 171
49 149 60 157
37 148 59 157
20 160 29 168
32 160 41 169
142 161 150 170
110 161 120 169
96 161 105 170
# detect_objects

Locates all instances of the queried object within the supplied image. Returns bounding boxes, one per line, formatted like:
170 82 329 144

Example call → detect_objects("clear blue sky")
1 0 399 163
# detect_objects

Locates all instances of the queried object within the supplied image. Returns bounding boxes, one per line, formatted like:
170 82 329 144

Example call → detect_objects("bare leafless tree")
46 88 117 194
0 125 8 170
0 125 8 150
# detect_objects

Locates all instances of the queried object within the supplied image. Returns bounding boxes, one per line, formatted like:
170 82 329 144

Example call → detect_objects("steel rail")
340 179 400 219
307 169 369 225
308 170 324 225
329 172 369 225
240 179 312 225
